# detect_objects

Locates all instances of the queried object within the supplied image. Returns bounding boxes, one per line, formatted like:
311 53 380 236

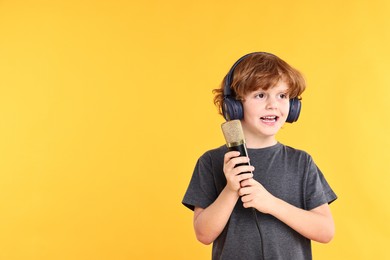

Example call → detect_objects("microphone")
221 120 251 173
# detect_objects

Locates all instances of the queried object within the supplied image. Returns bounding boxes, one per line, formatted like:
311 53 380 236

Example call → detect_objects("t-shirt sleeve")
304 156 337 210
182 152 219 211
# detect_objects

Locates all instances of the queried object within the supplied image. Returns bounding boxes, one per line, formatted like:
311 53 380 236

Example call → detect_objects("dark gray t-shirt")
182 143 337 260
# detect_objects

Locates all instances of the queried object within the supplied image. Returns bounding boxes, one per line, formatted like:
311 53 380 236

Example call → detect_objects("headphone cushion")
222 97 243 121
286 98 301 123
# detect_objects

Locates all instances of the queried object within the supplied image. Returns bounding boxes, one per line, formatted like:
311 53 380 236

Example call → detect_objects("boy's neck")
245 136 278 149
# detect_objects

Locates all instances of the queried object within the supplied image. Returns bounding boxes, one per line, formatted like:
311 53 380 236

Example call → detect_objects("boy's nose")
265 97 278 109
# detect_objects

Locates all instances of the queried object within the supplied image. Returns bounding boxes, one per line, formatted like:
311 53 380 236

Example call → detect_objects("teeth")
261 116 278 122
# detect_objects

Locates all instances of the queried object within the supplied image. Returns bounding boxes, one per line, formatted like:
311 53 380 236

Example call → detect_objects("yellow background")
1 1 389 259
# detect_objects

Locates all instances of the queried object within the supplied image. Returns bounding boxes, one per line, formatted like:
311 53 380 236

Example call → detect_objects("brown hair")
213 52 306 116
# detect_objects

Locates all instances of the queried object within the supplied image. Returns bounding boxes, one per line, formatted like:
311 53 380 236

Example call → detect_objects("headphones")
222 52 301 123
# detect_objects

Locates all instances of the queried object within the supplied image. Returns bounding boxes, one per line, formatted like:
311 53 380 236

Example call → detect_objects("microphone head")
221 120 245 146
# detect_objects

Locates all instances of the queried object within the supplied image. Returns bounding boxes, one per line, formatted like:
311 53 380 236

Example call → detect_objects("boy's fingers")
233 165 254 175
226 157 250 171
240 177 254 187
239 172 253 181
224 151 240 162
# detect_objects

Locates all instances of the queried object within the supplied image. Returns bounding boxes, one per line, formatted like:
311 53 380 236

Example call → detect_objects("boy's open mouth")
260 116 278 123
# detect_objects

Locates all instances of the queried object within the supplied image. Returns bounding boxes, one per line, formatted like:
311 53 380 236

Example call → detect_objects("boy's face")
241 80 290 147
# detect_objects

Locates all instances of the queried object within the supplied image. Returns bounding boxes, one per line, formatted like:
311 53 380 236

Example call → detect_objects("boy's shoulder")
198 145 227 165
201 144 227 157
278 143 313 161
281 143 309 154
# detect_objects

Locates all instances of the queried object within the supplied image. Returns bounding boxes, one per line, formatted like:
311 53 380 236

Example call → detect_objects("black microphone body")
227 144 250 169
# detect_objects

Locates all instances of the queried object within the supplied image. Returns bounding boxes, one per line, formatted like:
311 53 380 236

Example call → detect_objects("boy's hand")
223 151 254 193
238 178 276 214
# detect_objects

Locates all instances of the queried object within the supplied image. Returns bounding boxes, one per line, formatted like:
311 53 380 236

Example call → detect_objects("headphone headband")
224 53 257 96
224 52 274 97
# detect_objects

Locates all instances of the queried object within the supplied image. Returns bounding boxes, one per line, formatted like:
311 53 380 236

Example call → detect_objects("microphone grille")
221 120 245 144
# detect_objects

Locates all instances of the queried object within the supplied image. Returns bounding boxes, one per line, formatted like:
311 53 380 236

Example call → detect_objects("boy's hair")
213 52 306 117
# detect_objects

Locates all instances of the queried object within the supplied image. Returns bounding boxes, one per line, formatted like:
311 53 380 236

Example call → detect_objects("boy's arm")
239 178 335 243
193 151 254 245
193 187 239 245
268 198 334 243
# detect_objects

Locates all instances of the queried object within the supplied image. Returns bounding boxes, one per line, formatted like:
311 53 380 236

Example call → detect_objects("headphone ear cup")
222 97 244 121
286 98 301 123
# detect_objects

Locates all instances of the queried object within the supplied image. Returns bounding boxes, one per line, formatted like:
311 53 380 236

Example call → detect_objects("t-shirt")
182 142 337 260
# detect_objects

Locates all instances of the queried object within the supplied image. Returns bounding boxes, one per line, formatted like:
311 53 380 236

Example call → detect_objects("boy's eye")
255 93 265 98
279 93 288 99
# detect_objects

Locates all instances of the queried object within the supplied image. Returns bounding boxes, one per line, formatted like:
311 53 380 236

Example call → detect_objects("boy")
182 52 337 259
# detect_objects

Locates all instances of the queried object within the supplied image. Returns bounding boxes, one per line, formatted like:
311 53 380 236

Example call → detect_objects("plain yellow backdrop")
1 1 389 259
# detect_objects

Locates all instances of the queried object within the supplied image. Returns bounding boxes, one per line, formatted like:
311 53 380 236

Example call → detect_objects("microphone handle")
228 144 251 173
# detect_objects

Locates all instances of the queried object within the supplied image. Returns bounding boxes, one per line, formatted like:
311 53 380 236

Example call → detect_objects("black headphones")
222 52 301 123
